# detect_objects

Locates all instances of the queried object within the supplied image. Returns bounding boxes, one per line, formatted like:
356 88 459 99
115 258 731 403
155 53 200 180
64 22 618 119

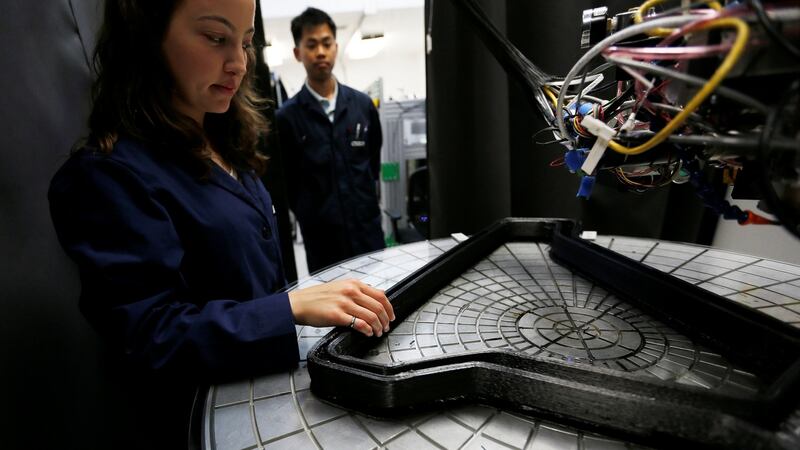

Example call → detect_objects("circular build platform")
205 236 800 450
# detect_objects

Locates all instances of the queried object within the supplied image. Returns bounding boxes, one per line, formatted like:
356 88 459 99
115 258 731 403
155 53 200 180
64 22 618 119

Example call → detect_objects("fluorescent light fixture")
345 31 385 60
264 39 285 67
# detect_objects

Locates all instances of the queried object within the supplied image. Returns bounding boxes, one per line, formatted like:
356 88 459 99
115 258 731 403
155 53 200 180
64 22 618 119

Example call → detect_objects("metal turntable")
204 219 800 450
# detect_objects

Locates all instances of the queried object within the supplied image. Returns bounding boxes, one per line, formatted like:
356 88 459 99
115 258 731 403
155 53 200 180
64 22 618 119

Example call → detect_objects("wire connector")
564 149 588 173
577 175 596 199
580 115 615 175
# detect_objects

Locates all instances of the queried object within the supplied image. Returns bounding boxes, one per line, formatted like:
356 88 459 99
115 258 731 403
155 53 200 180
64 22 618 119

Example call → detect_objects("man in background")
276 7 385 273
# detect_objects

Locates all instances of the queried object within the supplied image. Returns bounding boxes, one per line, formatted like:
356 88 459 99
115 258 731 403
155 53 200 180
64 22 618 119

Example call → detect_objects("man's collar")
305 78 338 102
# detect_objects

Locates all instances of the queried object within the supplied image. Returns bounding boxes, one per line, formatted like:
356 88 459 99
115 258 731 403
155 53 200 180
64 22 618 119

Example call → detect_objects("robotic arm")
448 0 800 238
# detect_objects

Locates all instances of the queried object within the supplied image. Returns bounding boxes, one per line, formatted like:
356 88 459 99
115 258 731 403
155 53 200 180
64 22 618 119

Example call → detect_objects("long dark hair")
88 0 268 175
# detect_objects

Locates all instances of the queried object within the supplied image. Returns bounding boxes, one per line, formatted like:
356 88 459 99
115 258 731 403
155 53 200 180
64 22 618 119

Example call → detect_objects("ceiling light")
345 31 385 60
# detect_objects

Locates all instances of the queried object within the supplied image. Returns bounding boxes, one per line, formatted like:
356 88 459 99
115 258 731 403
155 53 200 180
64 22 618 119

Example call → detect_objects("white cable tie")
580 115 616 176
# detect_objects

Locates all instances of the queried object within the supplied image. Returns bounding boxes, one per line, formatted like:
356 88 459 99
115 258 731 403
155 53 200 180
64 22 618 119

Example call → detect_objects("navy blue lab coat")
48 138 300 380
276 83 385 273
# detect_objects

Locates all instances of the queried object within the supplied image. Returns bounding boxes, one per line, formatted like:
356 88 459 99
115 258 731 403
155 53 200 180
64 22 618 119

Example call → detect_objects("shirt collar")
306 79 337 122
305 79 338 104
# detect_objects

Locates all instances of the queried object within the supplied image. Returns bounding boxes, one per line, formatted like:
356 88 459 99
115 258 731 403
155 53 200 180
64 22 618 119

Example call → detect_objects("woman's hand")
287 279 396 337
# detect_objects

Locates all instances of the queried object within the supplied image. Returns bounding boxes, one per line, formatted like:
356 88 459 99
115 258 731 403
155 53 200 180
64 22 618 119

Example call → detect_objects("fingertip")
360 324 373 337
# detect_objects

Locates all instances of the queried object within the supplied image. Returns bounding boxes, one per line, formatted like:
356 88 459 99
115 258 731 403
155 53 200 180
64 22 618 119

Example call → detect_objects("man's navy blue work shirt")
276 83 385 273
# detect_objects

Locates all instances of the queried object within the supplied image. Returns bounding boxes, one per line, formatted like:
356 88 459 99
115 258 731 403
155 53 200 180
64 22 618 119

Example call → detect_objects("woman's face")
162 0 256 125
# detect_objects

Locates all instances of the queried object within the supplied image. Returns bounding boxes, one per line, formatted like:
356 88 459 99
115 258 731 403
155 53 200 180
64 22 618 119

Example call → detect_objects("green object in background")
381 162 400 181
385 234 398 247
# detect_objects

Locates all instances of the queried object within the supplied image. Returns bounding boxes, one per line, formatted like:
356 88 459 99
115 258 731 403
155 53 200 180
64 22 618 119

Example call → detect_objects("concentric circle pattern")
365 242 761 394
206 237 800 450
517 306 645 362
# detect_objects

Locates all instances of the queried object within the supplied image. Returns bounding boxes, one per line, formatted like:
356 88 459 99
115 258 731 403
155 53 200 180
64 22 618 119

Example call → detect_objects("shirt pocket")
346 119 372 164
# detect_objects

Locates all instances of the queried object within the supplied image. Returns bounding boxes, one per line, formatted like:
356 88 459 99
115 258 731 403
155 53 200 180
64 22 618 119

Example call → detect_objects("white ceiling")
260 1 427 100
260 0 424 18
261 2 425 64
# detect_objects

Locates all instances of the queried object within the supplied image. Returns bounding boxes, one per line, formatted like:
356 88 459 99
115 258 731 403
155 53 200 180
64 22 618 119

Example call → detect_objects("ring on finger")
348 315 357 328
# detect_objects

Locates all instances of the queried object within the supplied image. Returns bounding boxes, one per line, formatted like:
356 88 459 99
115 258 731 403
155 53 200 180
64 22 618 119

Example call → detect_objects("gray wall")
0 1 114 448
426 0 511 237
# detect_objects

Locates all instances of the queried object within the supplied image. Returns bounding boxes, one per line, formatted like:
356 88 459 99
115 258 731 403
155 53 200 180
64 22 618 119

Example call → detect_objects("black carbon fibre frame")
307 218 800 449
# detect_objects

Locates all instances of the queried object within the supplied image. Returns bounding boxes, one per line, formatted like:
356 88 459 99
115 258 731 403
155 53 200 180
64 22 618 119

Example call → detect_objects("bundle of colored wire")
615 161 682 190
604 17 750 155
555 15 700 145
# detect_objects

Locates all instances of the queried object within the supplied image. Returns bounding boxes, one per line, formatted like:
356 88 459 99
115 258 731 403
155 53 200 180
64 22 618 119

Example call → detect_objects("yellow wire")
634 0 723 37
542 86 558 108
608 17 749 156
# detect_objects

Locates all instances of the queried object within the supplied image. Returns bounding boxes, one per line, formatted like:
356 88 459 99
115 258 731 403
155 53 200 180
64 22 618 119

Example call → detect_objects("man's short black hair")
291 7 337 47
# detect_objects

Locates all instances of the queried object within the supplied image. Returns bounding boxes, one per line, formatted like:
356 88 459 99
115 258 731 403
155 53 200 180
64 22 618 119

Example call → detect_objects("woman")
48 0 393 447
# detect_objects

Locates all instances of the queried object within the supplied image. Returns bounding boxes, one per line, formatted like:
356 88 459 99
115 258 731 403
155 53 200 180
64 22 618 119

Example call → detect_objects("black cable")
448 0 555 120
590 79 619 94
537 138 571 146
532 126 558 139
601 83 635 119
589 61 615 76
748 0 800 60
531 126 567 145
